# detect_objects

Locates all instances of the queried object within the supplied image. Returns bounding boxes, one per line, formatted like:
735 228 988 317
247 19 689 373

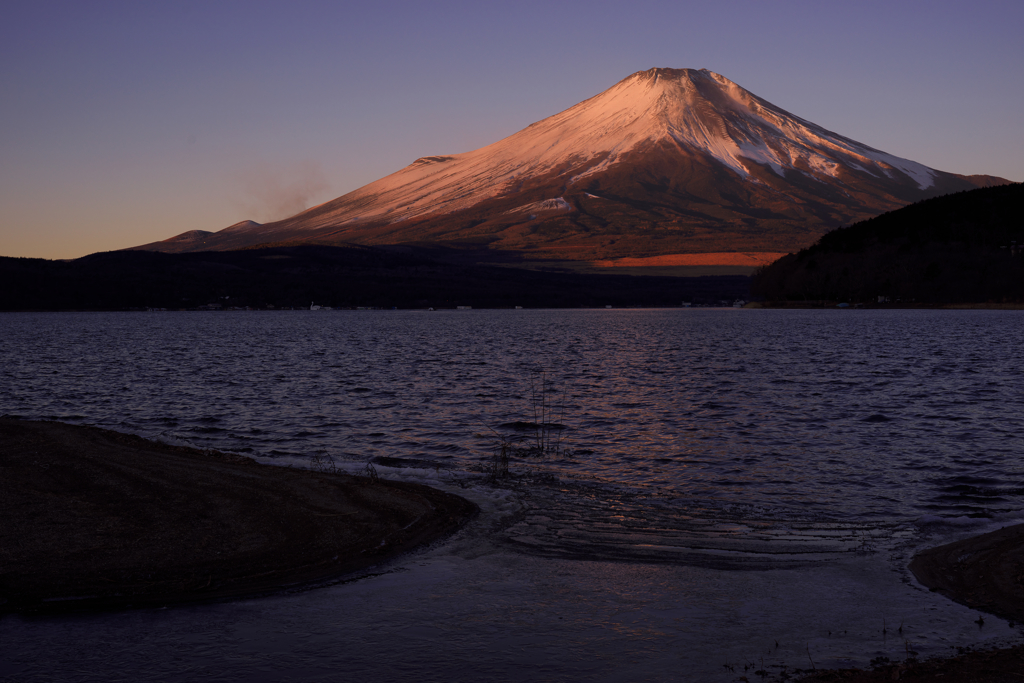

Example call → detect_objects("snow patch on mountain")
864 151 935 188
507 198 572 215
735 141 785 176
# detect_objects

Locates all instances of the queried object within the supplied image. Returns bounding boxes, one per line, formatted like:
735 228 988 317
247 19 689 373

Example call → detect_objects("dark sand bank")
0 418 477 613
797 525 1024 682
909 524 1024 623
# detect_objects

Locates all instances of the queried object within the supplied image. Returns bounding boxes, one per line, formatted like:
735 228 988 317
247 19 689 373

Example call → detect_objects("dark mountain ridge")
0 244 749 311
752 183 1024 303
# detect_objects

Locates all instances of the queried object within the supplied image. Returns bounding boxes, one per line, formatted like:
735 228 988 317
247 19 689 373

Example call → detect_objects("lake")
2 309 1023 681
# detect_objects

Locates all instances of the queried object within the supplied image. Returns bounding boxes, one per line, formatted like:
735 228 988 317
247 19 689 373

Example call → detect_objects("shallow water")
2 309 1023 680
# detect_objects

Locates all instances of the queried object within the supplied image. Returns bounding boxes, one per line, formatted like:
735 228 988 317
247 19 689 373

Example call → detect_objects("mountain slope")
134 68 1011 261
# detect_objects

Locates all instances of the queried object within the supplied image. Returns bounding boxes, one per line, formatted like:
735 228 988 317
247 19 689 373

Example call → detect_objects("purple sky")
2 0 1022 259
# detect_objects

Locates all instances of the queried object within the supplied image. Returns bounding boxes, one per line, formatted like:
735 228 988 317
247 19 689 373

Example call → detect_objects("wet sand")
909 524 1024 623
798 525 1024 682
0 418 477 613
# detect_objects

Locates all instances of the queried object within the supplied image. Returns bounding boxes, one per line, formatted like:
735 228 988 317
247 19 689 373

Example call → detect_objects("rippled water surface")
4 309 1023 519
3 309 1024 681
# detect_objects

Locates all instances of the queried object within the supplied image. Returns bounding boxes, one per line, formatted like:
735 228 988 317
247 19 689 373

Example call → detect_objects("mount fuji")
135 68 1008 265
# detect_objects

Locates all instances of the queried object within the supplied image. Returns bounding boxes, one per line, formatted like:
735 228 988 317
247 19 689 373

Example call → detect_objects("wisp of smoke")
233 160 330 222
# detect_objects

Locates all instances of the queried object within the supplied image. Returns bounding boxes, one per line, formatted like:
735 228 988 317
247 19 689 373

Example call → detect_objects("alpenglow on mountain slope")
136 68 1009 263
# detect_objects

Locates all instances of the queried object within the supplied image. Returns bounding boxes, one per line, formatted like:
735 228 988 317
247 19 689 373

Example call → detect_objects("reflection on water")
2 309 1023 681
3 309 1023 521
496 477 910 569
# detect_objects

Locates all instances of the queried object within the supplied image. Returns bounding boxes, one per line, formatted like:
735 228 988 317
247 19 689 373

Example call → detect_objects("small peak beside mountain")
166 230 212 242
222 220 263 233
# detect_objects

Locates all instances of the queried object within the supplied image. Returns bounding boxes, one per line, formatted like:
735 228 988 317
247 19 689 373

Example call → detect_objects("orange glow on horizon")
592 252 786 268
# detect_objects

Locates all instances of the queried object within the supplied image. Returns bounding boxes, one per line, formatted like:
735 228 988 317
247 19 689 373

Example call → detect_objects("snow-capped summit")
134 68 1008 261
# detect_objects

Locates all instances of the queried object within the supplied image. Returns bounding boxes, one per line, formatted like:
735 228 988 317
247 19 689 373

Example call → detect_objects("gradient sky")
2 0 1022 259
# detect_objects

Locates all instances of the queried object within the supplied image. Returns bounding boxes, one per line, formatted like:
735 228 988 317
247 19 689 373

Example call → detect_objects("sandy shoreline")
795 525 1024 681
5 417 1023 678
909 524 1024 623
0 418 477 613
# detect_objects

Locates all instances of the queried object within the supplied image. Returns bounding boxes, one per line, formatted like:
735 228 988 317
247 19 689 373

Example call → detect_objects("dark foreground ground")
796 644 1024 682
794 525 1024 682
3 419 1022 680
0 418 477 613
